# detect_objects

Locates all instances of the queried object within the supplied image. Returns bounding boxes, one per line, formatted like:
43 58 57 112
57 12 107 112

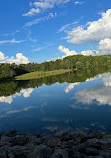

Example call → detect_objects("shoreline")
0 130 111 158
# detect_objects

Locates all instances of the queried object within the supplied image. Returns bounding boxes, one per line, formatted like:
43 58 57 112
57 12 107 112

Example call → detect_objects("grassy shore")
16 69 72 80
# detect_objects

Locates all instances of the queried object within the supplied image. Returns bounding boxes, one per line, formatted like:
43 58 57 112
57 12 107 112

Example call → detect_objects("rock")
98 137 111 145
56 131 68 138
11 145 31 158
87 156 104 158
84 147 98 156
50 149 68 158
67 140 75 147
73 151 86 158
0 141 11 147
47 137 61 147
28 144 52 158
86 138 98 146
10 135 29 146
99 150 111 158
0 151 7 158
29 135 41 145
34 132 41 138
1 136 10 142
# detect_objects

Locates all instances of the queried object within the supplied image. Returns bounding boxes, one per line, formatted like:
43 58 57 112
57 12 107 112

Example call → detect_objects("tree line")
0 54 111 80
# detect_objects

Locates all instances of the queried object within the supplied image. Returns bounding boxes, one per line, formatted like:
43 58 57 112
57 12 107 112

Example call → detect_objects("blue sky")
0 0 111 64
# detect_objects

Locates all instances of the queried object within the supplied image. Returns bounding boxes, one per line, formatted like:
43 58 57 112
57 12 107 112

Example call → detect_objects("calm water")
1 71 111 133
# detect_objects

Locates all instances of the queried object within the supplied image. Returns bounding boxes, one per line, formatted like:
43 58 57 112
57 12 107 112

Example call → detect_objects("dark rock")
29 135 41 145
86 138 98 146
0 151 7 158
28 144 52 158
73 151 86 158
50 149 68 158
10 135 29 146
47 137 61 147
99 150 111 158
84 147 98 156
87 156 104 158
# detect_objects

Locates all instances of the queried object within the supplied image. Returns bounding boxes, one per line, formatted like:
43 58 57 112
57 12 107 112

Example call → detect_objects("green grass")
15 69 72 80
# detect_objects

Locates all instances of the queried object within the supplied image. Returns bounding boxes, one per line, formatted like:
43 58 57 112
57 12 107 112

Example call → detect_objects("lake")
1 70 111 133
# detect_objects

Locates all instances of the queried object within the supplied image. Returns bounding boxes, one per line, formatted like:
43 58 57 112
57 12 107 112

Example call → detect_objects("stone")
28 144 52 158
99 150 111 158
47 137 61 147
86 138 98 146
29 135 41 145
84 147 98 156
0 151 7 158
10 135 29 146
87 156 104 158
73 151 86 158
98 137 111 145
50 149 68 158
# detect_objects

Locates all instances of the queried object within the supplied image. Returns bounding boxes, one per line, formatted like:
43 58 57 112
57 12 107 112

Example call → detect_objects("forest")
0 54 111 80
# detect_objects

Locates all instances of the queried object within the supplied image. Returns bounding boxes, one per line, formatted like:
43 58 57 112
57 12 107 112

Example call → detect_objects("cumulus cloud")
0 96 13 104
0 39 25 44
58 45 77 58
0 88 34 104
75 86 111 106
25 12 57 27
80 50 99 56
65 9 111 45
0 52 29 65
99 38 111 54
102 73 111 87
65 75 98 93
23 0 70 16
58 45 100 57
74 73 111 106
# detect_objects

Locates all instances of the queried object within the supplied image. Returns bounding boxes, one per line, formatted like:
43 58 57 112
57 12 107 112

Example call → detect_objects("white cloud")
102 73 111 87
0 96 13 104
0 88 33 104
74 1 84 5
57 22 79 33
27 31 37 42
23 0 70 16
3 30 20 36
99 38 111 54
25 13 57 27
65 82 80 93
58 45 77 57
6 106 34 115
74 73 111 106
65 9 111 45
58 45 100 57
0 39 25 44
0 52 6 60
0 52 29 65
75 86 111 106
80 50 99 56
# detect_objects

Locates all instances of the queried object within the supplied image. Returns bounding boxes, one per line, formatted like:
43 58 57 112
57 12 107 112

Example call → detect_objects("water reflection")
0 88 33 104
74 73 111 106
0 69 111 133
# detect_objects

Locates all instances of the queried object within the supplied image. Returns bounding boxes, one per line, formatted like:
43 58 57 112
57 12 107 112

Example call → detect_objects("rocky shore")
0 130 111 158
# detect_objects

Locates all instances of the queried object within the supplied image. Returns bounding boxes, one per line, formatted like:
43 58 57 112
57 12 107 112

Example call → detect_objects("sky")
0 0 111 64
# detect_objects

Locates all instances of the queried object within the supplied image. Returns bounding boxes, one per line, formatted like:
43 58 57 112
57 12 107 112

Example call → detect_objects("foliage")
1 54 111 79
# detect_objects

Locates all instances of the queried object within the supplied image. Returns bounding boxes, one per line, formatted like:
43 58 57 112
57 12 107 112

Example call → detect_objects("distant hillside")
0 54 111 80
